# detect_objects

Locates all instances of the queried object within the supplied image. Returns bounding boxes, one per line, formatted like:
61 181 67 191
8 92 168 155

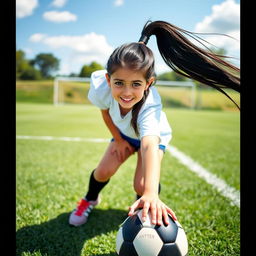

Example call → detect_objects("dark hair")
107 20 240 135
106 43 156 135
140 21 240 103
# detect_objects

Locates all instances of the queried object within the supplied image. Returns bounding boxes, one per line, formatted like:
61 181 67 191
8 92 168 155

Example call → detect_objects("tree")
16 50 42 80
32 53 60 79
209 47 227 56
79 61 104 77
19 66 42 80
16 50 26 75
157 71 187 81
16 49 31 79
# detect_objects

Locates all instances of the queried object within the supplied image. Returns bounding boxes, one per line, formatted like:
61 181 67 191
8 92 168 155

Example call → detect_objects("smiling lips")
120 97 134 103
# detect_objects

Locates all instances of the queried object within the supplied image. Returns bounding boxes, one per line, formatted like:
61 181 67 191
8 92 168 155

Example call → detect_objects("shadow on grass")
16 208 127 256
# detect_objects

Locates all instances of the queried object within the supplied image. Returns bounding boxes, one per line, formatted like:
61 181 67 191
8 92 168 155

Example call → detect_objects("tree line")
16 47 227 81
16 49 186 81
16 49 108 80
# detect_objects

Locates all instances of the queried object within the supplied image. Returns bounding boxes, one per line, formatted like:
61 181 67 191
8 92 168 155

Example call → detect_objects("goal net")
53 76 196 108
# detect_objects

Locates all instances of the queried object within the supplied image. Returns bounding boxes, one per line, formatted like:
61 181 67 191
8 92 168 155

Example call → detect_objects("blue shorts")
111 132 166 152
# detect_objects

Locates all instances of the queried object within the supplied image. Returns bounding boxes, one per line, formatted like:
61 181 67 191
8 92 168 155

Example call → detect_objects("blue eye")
114 81 123 86
132 83 142 87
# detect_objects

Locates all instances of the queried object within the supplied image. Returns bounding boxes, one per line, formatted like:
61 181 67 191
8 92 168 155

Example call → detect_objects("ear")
105 73 111 87
145 77 155 90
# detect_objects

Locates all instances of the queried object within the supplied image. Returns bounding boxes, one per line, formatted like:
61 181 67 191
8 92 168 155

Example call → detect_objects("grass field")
16 102 240 256
16 80 240 111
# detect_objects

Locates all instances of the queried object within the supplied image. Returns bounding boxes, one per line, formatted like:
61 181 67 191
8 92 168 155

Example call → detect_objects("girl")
69 20 240 227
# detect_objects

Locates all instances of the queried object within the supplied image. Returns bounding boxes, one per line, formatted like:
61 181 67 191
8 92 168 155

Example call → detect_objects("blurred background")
16 0 240 110
16 2 241 255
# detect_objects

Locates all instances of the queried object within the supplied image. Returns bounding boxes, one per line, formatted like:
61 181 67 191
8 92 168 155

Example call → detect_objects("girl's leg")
69 142 135 226
85 142 135 200
94 141 135 181
133 148 164 198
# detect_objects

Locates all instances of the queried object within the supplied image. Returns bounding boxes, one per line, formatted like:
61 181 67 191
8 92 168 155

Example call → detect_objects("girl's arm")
141 135 161 196
101 109 122 141
101 109 134 161
128 135 177 225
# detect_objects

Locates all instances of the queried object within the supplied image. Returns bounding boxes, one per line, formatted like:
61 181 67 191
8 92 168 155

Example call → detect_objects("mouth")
120 97 134 103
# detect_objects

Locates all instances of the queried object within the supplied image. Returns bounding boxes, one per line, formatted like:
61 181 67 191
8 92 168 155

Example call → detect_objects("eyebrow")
113 79 143 83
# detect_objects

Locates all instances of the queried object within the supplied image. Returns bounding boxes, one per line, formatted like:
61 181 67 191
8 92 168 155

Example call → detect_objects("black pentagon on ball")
122 214 143 242
158 243 182 256
155 215 178 243
119 241 139 256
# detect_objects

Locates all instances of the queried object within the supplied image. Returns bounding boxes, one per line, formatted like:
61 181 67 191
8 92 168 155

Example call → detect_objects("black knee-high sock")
85 170 110 201
136 183 161 200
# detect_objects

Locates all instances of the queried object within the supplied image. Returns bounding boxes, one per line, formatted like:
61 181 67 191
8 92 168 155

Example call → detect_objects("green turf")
16 80 240 111
165 108 240 190
16 102 240 256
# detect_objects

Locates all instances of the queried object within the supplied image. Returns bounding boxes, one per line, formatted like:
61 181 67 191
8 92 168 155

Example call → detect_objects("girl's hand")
128 194 177 226
111 138 134 162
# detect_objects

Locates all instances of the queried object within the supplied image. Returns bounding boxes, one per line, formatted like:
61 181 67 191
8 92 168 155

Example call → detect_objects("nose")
122 85 132 96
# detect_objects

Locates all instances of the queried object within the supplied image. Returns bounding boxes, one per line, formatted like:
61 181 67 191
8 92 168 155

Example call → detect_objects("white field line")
16 135 110 143
16 135 240 208
166 145 240 208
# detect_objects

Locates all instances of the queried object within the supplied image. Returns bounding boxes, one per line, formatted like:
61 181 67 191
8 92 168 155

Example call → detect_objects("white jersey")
88 70 172 147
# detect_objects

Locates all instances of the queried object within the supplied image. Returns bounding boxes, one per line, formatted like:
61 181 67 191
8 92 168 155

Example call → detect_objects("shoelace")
75 199 90 216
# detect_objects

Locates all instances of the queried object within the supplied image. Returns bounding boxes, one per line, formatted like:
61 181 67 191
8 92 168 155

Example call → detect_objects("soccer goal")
53 76 196 108
53 76 91 106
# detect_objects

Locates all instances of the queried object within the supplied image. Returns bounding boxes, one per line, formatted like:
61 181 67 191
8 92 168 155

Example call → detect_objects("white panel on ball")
175 220 183 228
133 227 163 256
137 209 155 228
116 227 124 254
175 228 188 255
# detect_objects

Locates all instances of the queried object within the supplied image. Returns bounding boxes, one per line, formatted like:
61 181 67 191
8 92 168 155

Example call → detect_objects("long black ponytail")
139 20 240 109
106 20 240 136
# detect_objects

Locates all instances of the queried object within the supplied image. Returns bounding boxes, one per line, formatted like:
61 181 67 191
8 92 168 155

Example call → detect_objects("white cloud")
29 32 114 74
194 0 240 60
43 11 77 23
199 30 240 52
23 48 33 57
16 0 38 18
195 0 239 34
29 33 48 42
114 0 124 7
50 0 68 8
40 33 113 54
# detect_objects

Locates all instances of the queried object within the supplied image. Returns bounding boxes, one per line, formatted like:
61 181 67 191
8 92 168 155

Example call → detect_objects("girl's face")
106 68 154 115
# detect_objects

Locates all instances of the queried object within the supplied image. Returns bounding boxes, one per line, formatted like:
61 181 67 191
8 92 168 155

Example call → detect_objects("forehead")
110 68 146 82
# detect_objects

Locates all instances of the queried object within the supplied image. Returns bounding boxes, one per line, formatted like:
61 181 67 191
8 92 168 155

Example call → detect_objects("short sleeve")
88 70 111 109
137 87 162 140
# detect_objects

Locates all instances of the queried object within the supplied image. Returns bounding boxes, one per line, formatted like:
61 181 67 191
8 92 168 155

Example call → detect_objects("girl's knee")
94 166 116 182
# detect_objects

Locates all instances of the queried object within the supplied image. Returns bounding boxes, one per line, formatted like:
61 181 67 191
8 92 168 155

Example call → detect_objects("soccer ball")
116 209 188 256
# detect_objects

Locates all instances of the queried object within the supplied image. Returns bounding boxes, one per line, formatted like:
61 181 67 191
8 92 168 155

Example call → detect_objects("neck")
119 104 131 116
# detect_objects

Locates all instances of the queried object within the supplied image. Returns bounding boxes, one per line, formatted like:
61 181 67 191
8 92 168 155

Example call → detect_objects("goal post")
155 80 196 109
53 76 196 108
53 76 91 106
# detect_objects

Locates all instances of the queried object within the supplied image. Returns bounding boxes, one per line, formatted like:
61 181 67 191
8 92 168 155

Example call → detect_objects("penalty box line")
16 135 240 208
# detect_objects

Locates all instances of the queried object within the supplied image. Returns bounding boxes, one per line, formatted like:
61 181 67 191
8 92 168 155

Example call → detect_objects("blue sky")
16 0 240 76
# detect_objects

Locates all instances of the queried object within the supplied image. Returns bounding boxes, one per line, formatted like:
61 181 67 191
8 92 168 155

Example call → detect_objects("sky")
16 0 240 76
